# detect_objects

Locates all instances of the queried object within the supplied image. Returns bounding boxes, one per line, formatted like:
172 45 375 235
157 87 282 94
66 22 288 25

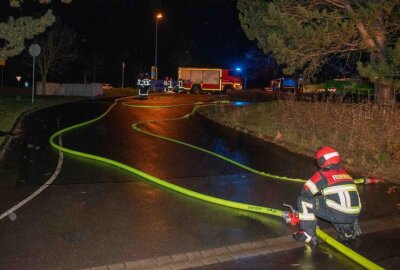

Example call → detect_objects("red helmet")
315 146 341 167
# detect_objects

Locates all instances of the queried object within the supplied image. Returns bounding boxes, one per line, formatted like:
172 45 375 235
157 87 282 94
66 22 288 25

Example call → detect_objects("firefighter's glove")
283 211 300 225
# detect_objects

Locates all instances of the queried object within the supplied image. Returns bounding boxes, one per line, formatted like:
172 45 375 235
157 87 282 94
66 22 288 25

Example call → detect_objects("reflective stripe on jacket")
142 79 151 86
303 167 361 214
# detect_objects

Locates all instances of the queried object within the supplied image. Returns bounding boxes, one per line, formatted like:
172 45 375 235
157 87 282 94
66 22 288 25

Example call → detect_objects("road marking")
0 119 64 221
82 215 400 270
0 97 136 221
0 97 134 221
0 97 135 221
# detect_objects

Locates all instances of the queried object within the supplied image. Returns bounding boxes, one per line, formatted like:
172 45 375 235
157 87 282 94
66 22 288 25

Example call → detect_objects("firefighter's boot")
293 230 317 246
334 220 361 241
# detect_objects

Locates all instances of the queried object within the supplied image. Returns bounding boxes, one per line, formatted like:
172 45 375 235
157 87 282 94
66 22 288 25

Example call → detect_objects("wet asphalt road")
0 93 399 269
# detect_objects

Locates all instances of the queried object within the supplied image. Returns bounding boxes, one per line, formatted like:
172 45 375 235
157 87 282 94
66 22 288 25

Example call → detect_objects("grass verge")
199 97 400 181
0 95 83 145
0 88 137 145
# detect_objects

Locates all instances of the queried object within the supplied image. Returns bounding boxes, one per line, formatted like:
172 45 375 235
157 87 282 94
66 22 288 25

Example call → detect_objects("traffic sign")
151 66 157 80
29 43 41 104
29 44 41 57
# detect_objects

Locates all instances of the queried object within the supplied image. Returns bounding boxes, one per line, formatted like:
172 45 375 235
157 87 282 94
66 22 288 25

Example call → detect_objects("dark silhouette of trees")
238 0 400 103
0 1 72 60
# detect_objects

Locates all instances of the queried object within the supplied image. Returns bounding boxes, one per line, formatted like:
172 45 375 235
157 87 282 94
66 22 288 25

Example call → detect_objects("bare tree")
36 22 77 93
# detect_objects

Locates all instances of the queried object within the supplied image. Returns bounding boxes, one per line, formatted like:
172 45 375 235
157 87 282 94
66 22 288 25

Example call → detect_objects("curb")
0 99 86 163
83 215 400 270
0 108 31 162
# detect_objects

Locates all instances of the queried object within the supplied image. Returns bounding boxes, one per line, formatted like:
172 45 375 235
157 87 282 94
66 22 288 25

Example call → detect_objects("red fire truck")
177 67 242 94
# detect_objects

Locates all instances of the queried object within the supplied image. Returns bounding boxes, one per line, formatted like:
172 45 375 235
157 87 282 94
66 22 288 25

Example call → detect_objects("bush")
102 88 138 96
229 89 278 102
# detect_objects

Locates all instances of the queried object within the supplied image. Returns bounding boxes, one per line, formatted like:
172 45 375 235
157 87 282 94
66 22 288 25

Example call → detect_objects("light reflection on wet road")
0 94 399 269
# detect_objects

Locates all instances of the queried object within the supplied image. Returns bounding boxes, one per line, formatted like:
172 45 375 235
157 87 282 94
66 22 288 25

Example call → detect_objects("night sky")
3 0 258 87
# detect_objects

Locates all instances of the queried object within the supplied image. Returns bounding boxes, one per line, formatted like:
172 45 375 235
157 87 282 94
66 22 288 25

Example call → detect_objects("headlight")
234 83 242 90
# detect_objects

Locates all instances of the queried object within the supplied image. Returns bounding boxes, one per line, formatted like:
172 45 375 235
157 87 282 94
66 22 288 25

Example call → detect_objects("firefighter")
137 73 151 99
293 146 362 245
136 73 144 97
168 77 174 92
177 79 183 93
163 76 169 92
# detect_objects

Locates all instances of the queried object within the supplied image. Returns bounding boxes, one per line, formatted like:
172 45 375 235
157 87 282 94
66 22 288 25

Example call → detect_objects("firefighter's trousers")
297 194 358 237
139 86 149 97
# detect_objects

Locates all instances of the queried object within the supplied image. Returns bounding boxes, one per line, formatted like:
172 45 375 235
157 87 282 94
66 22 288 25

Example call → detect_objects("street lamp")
154 12 163 80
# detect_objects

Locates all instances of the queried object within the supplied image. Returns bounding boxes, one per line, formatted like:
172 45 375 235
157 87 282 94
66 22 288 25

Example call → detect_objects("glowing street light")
154 12 163 80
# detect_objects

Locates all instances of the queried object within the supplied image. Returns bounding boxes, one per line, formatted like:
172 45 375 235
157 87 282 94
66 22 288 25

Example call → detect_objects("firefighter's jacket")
302 167 361 215
138 78 151 87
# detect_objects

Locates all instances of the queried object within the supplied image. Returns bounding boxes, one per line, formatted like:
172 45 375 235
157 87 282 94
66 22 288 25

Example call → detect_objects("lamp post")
122 61 125 88
154 12 163 80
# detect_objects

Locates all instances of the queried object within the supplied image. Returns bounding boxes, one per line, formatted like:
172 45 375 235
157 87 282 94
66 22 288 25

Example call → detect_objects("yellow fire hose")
49 97 383 270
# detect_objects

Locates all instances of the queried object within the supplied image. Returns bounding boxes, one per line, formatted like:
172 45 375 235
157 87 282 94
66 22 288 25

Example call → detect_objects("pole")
32 55 35 104
93 61 96 83
122 62 125 88
28 43 40 102
1 66 3 88
155 20 158 71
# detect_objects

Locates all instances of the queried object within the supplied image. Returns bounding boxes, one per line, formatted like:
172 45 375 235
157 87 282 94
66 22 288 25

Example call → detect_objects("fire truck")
177 67 242 94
